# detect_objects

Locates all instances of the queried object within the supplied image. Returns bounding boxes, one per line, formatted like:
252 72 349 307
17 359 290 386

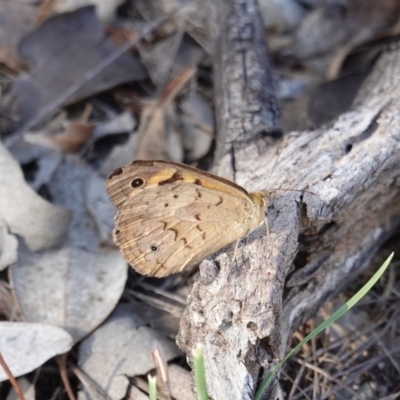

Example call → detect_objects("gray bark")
178 3 400 400
208 0 281 166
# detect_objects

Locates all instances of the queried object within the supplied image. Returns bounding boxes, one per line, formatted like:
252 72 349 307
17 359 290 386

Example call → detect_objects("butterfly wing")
105 160 254 209
114 183 257 277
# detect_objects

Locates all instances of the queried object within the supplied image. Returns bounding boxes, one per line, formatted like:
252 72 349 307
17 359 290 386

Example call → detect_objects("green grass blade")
193 344 209 400
254 252 394 400
148 374 157 400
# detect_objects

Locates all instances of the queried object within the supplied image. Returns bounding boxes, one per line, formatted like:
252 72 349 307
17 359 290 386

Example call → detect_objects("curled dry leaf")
135 68 196 161
0 142 70 251
0 322 73 382
10 244 127 343
77 304 180 400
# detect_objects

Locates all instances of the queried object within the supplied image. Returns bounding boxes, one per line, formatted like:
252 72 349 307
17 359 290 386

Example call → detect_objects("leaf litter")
0 0 399 398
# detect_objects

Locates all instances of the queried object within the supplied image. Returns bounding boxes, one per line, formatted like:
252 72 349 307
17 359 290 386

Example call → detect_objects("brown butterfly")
105 160 267 277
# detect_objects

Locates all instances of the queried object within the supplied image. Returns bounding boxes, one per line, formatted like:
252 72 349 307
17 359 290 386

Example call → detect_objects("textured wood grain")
177 16 400 400
208 0 281 165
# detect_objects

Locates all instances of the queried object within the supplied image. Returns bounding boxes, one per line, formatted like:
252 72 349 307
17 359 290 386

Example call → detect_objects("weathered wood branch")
208 0 280 166
177 3 400 400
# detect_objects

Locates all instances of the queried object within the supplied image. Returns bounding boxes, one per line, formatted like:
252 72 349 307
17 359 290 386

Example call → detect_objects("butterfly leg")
231 239 241 264
265 217 278 252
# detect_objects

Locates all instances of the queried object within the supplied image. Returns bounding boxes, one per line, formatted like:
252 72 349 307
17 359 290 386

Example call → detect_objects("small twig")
56 353 76 400
5 15 170 147
151 342 172 400
0 350 26 400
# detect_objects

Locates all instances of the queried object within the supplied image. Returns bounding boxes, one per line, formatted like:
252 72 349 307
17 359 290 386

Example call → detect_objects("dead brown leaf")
135 67 195 160
12 6 148 128
53 104 95 153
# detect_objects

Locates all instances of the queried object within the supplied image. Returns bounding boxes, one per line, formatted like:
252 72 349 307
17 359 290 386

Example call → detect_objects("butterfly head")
248 190 269 224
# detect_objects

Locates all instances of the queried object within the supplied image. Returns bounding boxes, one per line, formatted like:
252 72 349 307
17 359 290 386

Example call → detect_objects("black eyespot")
164 203 169 207
115 229 120 235
173 195 178 198
150 245 158 252
131 178 144 188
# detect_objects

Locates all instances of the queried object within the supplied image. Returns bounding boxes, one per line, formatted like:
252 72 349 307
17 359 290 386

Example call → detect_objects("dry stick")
0 350 26 400
5 15 170 148
56 353 76 400
151 342 172 400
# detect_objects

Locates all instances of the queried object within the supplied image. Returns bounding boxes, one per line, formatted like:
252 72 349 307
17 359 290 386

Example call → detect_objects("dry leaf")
259 0 305 31
92 110 136 143
138 33 205 87
46 155 114 249
135 102 170 160
0 141 70 251
135 68 195 160
180 92 214 161
78 304 180 400
53 122 94 153
0 0 37 71
51 0 124 23
9 147 117 248
0 221 18 270
12 6 148 127
295 0 400 77
10 244 127 343
85 172 116 245
99 132 138 177
53 104 95 153
0 281 18 321
9 140 64 191
0 322 73 382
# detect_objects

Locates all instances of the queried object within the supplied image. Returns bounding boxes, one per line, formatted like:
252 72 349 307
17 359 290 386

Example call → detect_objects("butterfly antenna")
266 136 289 191
268 188 318 197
